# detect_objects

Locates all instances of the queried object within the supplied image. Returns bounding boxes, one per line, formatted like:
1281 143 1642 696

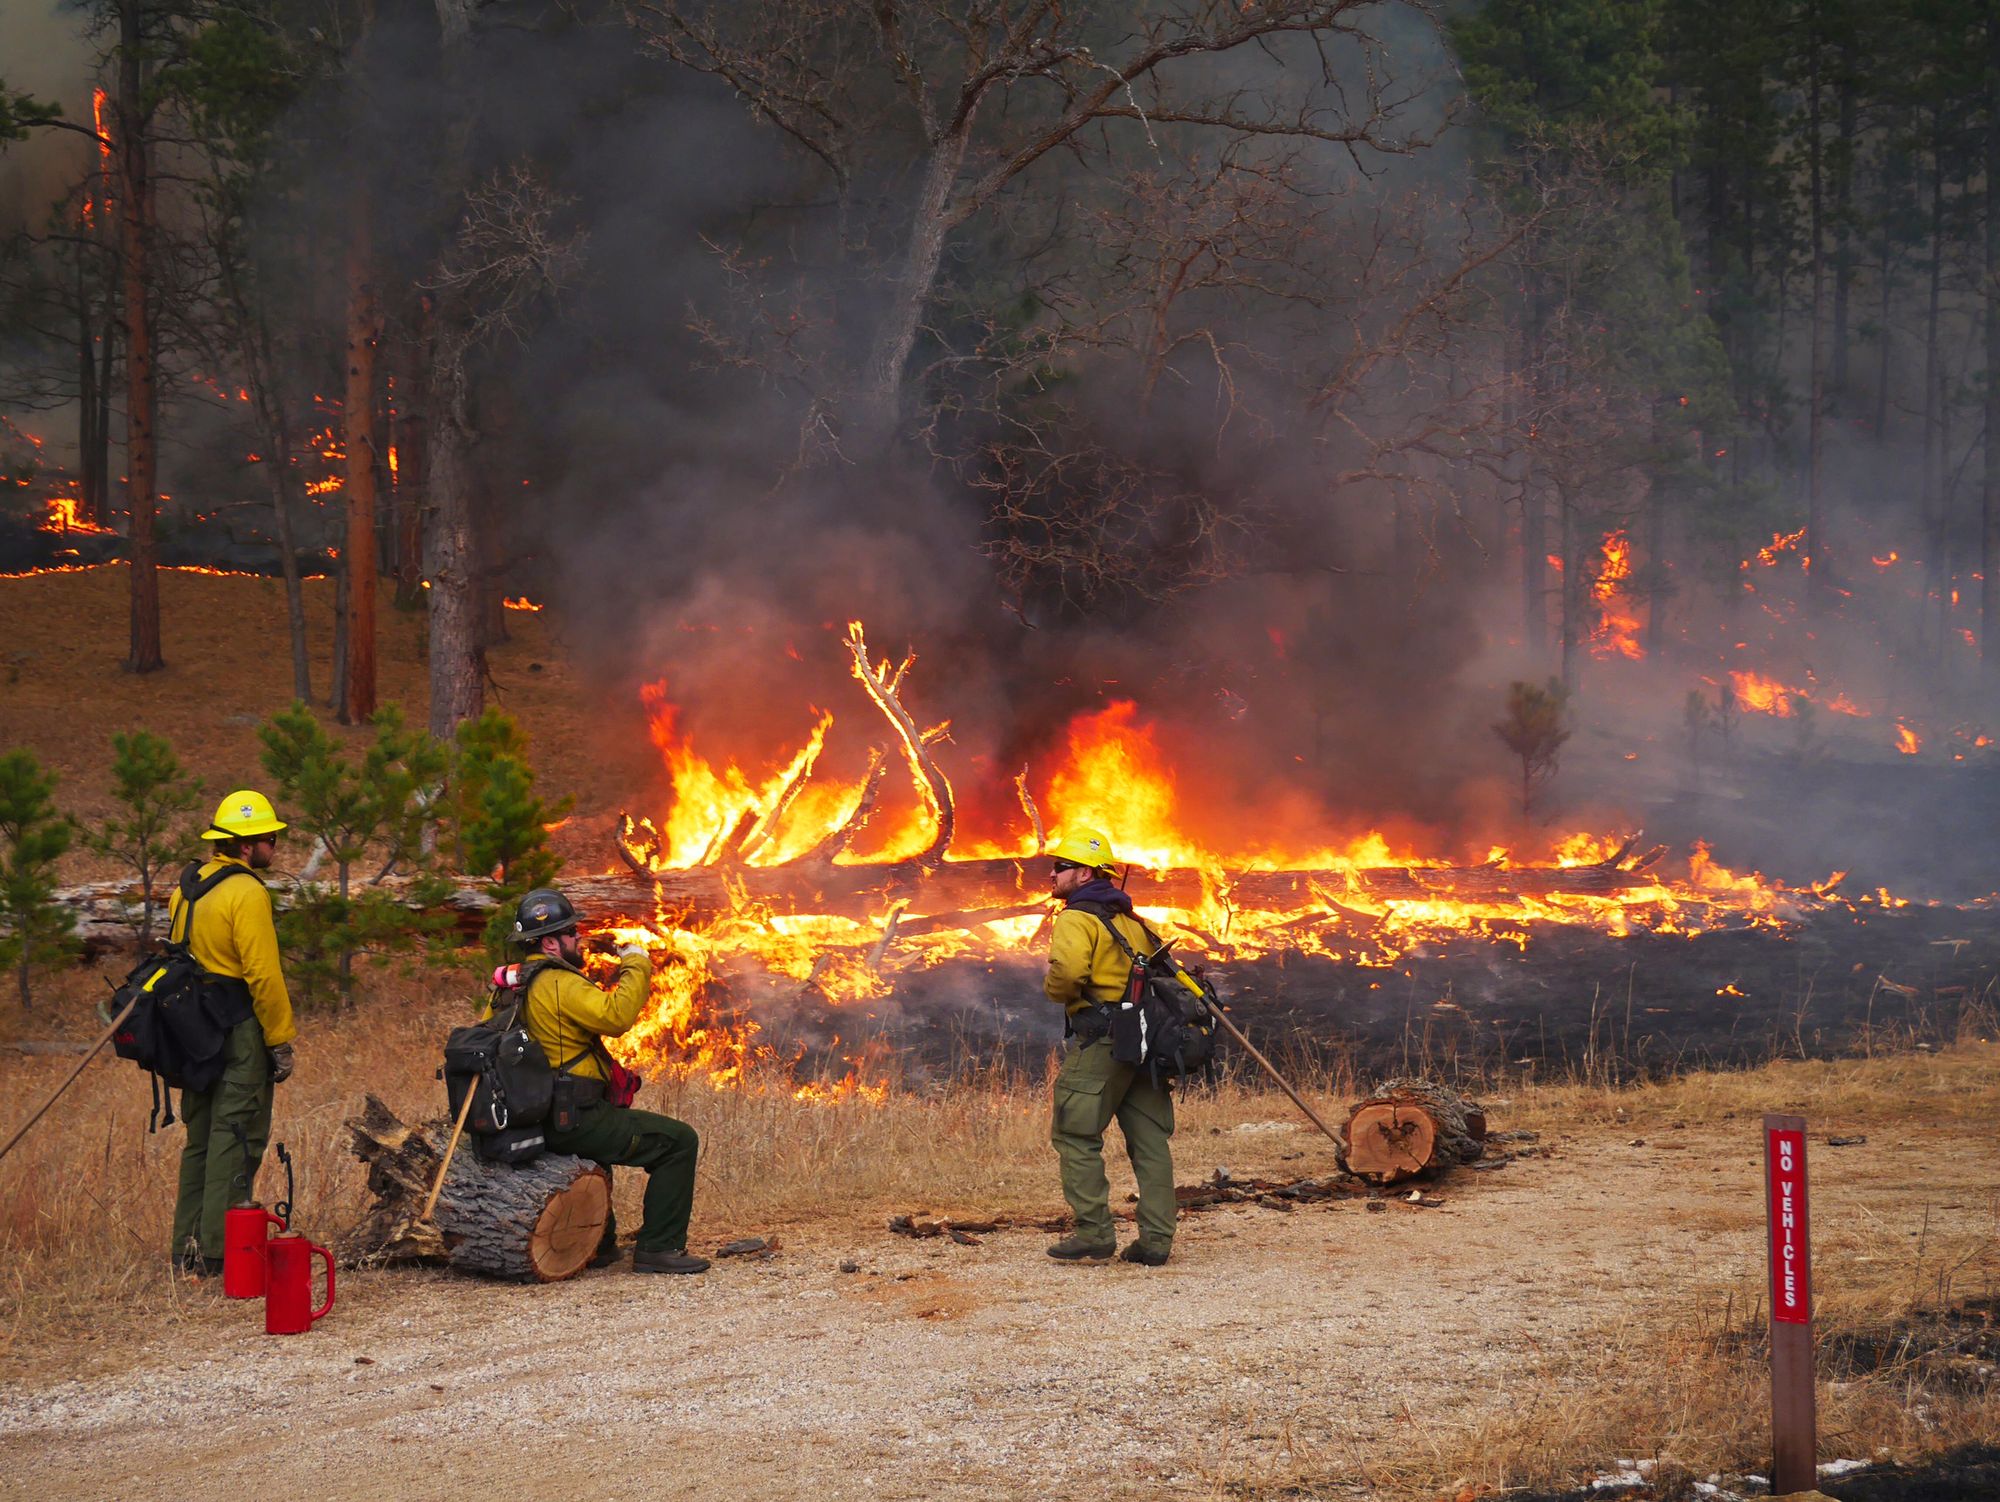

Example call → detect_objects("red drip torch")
223 1142 292 1300
264 1230 335 1334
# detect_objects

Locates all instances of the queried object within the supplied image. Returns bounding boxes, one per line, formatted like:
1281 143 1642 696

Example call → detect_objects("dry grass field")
1 967 1995 1500
1 571 1997 1499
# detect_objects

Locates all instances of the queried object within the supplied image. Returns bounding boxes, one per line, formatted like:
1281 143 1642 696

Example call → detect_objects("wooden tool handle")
420 1077 479 1224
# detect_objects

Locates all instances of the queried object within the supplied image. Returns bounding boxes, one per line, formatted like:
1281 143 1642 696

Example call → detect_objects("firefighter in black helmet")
505 886 707 1274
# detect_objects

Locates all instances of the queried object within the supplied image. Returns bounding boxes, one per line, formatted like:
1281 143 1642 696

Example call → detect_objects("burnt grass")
748 902 2000 1089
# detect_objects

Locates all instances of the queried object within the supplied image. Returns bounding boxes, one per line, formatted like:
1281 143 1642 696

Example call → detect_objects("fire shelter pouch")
1108 1002 1148 1067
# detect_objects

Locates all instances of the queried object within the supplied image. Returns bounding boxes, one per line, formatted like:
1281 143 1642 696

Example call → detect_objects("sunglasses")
1050 860 1086 876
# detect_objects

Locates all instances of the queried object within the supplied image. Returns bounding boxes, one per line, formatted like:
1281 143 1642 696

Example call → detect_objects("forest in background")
1 0 1997 791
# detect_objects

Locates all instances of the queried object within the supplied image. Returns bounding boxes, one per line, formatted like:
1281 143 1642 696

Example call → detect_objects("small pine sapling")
1492 678 1571 820
0 750 78 1009
454 710 568 955
259 703 451 1002
89 730 203 945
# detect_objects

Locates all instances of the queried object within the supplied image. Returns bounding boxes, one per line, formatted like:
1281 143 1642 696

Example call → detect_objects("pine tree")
258 703 450 1002
453 709 568 955
89 730 203 945
0 751 77 1009
1492 679 1573 819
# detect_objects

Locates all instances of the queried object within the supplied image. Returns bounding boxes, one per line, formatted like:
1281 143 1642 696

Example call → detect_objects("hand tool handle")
420 1073 479 1223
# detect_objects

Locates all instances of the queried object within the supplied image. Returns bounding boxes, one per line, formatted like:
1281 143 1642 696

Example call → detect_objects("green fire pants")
1050 1037 1177 1252
546 1103 700 1253
173 1017 273 1258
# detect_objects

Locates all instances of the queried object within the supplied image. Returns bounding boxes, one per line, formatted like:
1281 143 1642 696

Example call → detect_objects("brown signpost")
1763 1113 1816 1494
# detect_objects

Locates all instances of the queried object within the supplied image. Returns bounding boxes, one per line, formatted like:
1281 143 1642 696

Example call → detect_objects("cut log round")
1337 1078 1487 1186
342 1093 608 1282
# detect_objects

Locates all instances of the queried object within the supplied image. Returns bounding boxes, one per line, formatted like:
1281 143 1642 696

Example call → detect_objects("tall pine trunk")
394 297 431 608
117 1 162 674
74 258 97 523
1983 12 2000 686
1804 7 1827 612
424 0 486 737
341 200 382 723
1831 31 1856 398
1519 268 1548 655
1924 111 1947 658
424 368 485 736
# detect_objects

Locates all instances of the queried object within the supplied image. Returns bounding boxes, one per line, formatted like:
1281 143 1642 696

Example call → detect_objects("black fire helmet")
511 886 579 945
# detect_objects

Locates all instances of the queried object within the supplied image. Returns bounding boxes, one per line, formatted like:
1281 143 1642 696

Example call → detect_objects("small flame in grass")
502 596 543 612
1894 722 1921 756
1753 527 1807 568
39 491 115 536
1871 551 1900 568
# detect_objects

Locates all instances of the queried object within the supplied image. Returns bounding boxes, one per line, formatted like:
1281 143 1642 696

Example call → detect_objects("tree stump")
1337 1078 1487 1185
343 1093 609 1282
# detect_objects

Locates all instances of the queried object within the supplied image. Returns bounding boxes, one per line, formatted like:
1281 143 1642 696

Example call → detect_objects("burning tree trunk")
343 1094 609 1282
341 190 382 723
585 841 1673 926
116 0 162 674
1337 1079 1487 1185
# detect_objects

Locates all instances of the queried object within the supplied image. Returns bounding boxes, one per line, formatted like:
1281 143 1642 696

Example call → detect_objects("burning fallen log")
563 844 1676 927
1336 1079 1488 1185
342 1094 608 1282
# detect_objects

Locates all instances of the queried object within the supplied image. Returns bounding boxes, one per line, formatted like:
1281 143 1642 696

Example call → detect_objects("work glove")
618 944 648 962
267 1043 295 1084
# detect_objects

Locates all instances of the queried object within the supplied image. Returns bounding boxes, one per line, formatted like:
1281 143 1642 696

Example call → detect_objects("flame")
1588 529 1645 661
502 596 543 612
593 624 1882 1100
1894 722 1920 756
1754 528 1807 568
39 491 115 536
1729 670 1797 717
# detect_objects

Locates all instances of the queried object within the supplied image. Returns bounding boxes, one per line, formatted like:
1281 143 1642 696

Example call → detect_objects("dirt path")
7 1112 1992 1496
1 1117 1985 1502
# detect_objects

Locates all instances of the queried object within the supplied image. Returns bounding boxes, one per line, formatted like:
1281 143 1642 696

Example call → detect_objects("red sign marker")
1763 1114 1816 1494
1766 1123 1811 1322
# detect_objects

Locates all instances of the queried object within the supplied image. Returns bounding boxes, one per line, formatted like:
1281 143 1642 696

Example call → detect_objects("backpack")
1070 901 1221 1087
442 962 558 1165
110 862 261 1128
440 959 636 1166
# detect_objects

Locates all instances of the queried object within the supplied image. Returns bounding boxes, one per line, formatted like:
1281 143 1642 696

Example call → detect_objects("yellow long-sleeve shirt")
164 854 296 1047
1043 905 1157 1016
518 952 653 1080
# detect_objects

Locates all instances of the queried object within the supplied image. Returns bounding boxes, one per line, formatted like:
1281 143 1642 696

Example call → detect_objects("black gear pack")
109 862 261 1130
441 960 617 1165
1068 901 1221 1087
442 961 559 1165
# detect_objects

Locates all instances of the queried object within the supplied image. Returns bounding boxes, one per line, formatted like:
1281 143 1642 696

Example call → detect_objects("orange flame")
593 625 1878 1098
1588 529 1645 661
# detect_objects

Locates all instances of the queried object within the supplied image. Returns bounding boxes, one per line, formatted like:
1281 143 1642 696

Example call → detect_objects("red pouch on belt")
604 1059 642 1108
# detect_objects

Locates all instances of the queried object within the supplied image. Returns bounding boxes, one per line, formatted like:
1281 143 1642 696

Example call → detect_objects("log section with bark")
343 1094 608 1282
1337 1079 1488 1185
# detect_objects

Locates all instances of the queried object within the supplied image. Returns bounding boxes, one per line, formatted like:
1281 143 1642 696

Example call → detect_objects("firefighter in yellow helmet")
166 790 295 1276
1041 828 1177 1266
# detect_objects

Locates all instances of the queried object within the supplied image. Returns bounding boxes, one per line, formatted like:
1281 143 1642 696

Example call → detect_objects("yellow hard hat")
201 789 288 840
1048 827 1118 871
